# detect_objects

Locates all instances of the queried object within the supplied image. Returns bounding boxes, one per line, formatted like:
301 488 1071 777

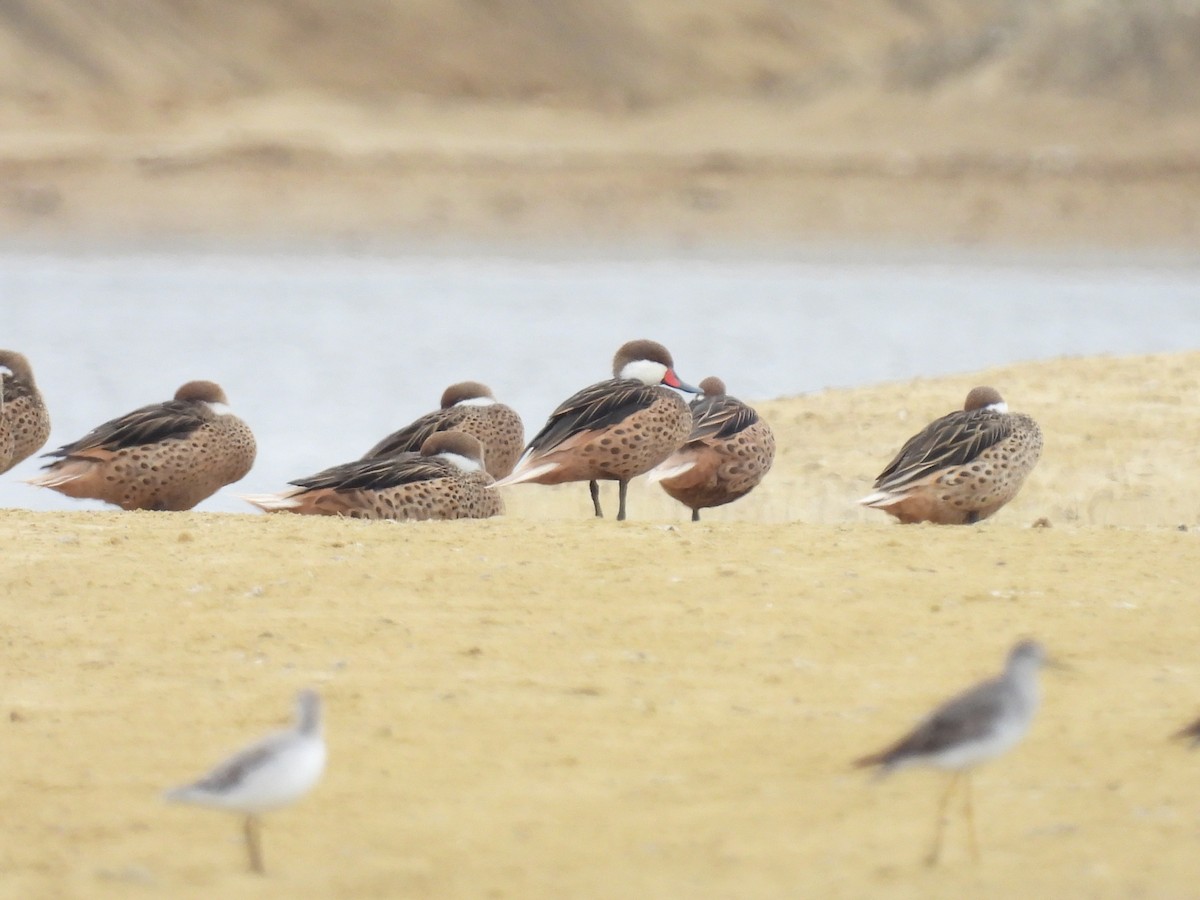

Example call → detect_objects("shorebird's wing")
872 409 1012 492
855 679 1006 769
685 395 758 442
362 409 462 459
166 731 292 800
524 378 658 453
290 453 449 492
42 400 210 459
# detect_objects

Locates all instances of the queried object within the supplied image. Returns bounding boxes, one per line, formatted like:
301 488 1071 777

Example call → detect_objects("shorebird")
859 386 1043 524
648 376 775 521
493 339 698 521
854 639 1048 866
242 431 503 520
27 380 255 510
165 689 326 875
0 350 51 475
362 380 525 478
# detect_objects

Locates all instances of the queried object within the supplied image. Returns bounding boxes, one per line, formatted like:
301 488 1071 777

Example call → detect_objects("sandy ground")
4 351 1200 898
4 95 1200 250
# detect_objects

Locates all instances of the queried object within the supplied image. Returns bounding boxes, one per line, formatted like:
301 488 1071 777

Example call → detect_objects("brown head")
963 386 1006 412
420 431 486 467
439 381 495 409
174 380 229 404
0 350 36 386
611 340 698 393
698 376 727 398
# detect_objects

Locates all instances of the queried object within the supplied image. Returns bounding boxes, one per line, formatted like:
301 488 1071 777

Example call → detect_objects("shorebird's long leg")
616 480 629 521
963 773 980 863
925 772 961 866
244 814 264 874
589 480 603 518
691 508 701 522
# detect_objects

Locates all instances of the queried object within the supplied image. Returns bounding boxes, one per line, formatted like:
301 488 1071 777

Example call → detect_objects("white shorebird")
854 640 1048 865
165 689 326 874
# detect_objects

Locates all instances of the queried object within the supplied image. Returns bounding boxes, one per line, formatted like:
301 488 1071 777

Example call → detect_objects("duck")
0 350 51 475
27 380 255 510
242 431 502 520
493 339 698 521
859 386 1042 524
362 381 524 479
648 376 775 521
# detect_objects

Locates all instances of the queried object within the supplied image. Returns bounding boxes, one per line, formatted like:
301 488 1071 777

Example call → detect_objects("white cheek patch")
619 359 668 385
439 452 482 473
986 401 1009 414
455 397 496 407
205 402 234 416
0 366 12 378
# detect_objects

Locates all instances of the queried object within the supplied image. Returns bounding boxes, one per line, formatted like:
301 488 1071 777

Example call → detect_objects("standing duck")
0 350 51 475
859 386 1042 524
27 380 255 510
242 431 503 520
494 339 698 521
362 381 524 479
648 376 775 521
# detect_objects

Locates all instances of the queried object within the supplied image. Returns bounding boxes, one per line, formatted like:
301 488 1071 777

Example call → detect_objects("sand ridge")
4 351 1200 898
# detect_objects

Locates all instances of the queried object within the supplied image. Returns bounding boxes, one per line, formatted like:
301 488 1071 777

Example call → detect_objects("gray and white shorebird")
854 640 1048 866
165 689 326 874
859 386 1043 524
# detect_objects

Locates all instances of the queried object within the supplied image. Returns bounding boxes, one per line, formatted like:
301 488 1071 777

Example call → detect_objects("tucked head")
175 380 230 405
0 350 35 385
698 376 727 398
420 431 486 469
612 339 698 392
963 386 1007 413
440 381 495 409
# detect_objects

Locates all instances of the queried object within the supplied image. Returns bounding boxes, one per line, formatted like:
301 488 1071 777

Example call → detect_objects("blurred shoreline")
3 2 1199 251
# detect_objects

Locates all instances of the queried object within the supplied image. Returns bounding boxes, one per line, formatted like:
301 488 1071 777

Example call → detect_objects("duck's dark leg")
589 480 603 517
691 508 701 522
616 480 629 521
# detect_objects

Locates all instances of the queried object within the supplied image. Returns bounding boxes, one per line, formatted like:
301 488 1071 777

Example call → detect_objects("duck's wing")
525 378 658 454
362 409 462 459
291 453 450 493
44 400 210 459
872 410 1013 491
685 395 759 443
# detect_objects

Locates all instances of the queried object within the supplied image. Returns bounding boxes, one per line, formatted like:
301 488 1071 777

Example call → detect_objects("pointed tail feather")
858 489 905 509
239 491 304 512
492 461 561 488
646 458 697 484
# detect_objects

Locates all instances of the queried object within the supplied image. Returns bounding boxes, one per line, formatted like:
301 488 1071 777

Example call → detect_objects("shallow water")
2 250 1198 512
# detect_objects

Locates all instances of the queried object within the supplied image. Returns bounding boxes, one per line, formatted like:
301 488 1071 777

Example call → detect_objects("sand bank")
4 351 1200 898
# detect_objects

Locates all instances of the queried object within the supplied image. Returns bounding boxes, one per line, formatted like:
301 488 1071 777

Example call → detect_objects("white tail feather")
646 459 696 484
25 469 84 489
239 492 303 512
857 490 905 508
493 461 561 487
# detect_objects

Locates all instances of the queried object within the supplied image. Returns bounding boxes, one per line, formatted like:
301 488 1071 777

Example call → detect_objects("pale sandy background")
1 0 1199 251
4 352 1200 899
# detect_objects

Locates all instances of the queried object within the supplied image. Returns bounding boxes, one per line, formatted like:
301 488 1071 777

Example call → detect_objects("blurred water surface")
2 250 1198 512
